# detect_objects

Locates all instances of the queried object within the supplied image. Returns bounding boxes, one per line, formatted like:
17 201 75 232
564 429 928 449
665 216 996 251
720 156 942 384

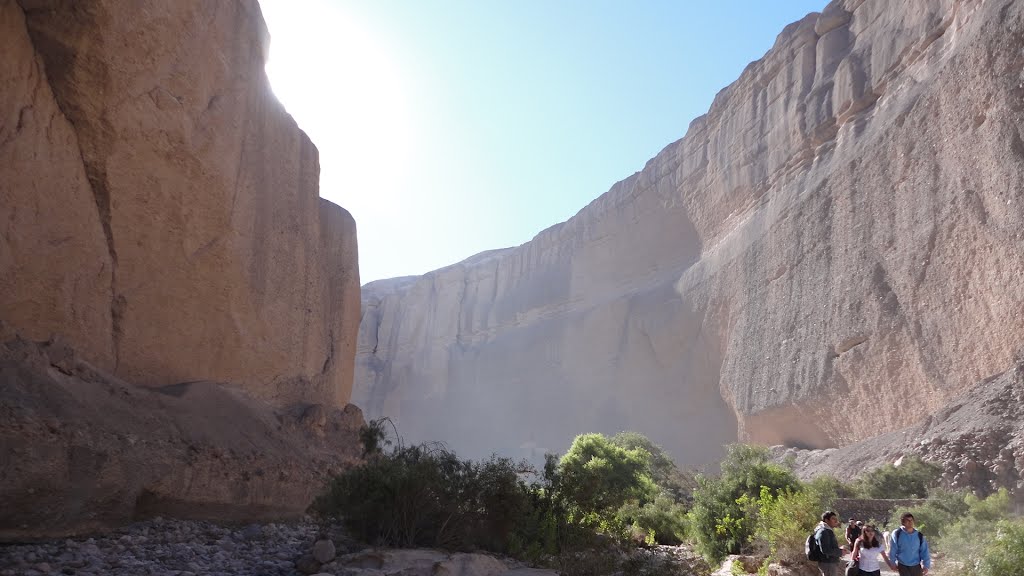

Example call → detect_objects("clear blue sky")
258 0 829 283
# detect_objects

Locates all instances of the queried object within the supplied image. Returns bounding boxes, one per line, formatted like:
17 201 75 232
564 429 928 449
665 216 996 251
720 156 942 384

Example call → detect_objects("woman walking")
851 524 895 575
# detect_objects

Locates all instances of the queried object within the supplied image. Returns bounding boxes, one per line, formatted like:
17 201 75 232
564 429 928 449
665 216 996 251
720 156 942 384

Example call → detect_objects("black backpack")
894 528 924 550
806 527 825 561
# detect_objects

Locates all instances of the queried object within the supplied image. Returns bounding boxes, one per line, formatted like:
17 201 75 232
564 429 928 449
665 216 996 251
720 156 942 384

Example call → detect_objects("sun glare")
258 0 413 223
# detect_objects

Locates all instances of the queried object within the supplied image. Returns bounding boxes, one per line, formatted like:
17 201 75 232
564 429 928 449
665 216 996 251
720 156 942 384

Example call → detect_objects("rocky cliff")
780 357 1024 496
1 0 362 538
356 0 1024 468
1 0 360 407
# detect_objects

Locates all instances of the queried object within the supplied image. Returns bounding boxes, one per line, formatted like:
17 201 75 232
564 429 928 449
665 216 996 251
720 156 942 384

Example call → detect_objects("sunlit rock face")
356 0 1024 466
0 0 362 539
0 0 360 407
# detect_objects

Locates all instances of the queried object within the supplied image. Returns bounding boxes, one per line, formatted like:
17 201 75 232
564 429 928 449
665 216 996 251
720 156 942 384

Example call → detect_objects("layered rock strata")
0 0 360 407
356 0 1024 468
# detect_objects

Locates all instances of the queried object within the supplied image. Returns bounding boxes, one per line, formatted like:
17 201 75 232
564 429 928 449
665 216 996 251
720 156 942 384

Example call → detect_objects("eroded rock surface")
0 0 360 407
356 0 1024 466
0 333 364 540
779 358 1024 496
0 0 362 540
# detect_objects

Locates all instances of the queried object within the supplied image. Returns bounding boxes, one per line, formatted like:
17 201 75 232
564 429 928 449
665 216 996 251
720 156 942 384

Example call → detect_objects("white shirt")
857 542 885 572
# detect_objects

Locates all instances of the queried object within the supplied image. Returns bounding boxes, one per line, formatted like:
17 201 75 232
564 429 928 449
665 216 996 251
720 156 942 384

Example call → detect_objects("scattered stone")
296 553 322 574
312 538 337 563
0 517 321 576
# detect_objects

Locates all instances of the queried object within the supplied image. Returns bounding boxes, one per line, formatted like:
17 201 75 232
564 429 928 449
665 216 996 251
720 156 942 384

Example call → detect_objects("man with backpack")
889 512 931 575
810 510 845 576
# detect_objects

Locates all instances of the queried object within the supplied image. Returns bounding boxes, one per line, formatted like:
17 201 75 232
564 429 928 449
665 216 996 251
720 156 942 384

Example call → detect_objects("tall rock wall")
0 0 360 406
356 0 1024 467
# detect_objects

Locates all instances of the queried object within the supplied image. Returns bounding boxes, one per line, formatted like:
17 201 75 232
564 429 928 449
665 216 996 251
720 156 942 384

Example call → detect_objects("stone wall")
833 499 925 527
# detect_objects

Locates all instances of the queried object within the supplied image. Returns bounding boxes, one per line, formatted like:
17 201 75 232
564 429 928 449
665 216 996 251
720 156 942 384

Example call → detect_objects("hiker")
851 523 895 576
889 512 931 575
845 518 861 547
814 511 845 576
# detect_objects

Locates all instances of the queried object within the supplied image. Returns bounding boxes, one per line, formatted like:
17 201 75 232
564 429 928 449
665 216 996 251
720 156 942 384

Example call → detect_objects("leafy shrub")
357 417 395 457
977 519 1024 576
886 488 969 539
557 433 657 517
688 444 800 563
803 475 859 508
312 443 533 552
856 455 942 498
741 486 821 566
617 493 689 545
610 431 695 501
927 489 1012 575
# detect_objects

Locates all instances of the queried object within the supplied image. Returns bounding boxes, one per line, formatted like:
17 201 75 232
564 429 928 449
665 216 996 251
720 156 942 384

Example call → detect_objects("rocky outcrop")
0 0 363 539
0 333 364 540
0 0 360 407
356 0 1024 467
780 358 1024 496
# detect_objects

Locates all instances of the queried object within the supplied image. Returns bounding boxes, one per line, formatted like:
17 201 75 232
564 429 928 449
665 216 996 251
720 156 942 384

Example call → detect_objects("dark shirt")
816 524 842 563
846 524 862 543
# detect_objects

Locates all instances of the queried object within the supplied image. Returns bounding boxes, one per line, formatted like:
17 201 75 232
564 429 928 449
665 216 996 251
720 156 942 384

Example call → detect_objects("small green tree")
804 475 859 509
857 455 942 498
558 433 656 517
742 486 820 566
688 444 801 563
610 431 694 501
926 488 1012 575
978 519 1024 576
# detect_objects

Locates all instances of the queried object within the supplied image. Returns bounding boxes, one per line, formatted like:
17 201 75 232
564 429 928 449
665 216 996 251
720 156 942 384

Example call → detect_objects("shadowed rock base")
0 333 364 541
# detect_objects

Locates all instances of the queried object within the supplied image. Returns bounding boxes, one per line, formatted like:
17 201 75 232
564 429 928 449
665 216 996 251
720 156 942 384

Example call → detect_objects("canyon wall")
356 0 1024 467
1 0 360 407
0 0 363 538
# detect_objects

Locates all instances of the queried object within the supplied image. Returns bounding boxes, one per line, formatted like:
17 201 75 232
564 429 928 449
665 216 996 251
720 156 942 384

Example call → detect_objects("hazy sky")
257 0 828 283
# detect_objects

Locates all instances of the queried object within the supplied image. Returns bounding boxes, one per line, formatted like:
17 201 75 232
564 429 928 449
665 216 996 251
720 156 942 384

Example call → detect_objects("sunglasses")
863 529 875 533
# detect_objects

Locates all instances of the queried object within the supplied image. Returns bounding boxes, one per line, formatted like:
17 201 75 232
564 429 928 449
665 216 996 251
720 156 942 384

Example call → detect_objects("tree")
610 431 694 501
688 444 800 563
557 433 656 516
857 455 941 498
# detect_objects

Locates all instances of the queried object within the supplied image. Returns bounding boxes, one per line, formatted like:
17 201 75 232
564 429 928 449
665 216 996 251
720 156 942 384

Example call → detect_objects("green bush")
741 486 821 566
557 433 657 517
977 519 1024 576
856 455 942 498
610 431 695 501
927 489 1012 575
312 443 534 552
617 493 689 545
688 444 800 563
886 488 969 538
804 475 859 509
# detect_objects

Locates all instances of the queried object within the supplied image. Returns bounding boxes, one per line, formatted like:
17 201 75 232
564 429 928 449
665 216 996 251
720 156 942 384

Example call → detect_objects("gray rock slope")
356 0 1024 467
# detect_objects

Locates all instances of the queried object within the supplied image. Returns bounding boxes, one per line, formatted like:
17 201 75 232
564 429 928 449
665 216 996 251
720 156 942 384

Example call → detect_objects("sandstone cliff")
356 0 1024 468
1 0 362 539
0 0 360 407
